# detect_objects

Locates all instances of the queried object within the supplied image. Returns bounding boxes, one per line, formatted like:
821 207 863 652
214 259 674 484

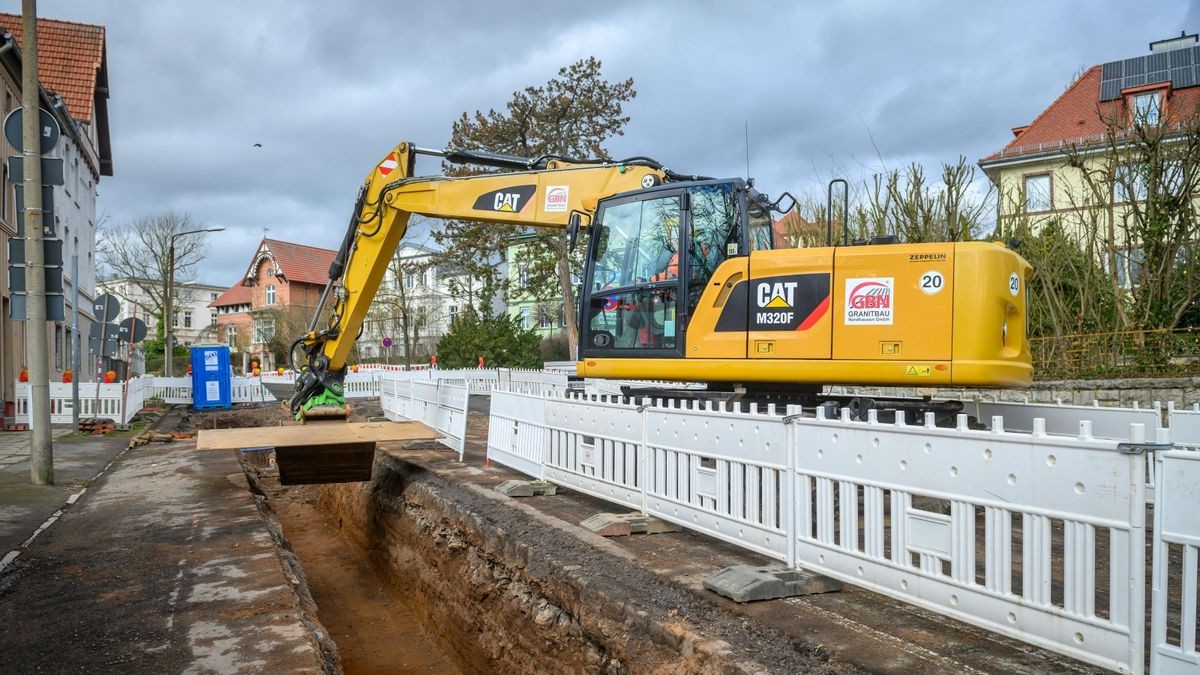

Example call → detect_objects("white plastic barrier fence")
1167 402 1200 448
230 376 277 403
968 397 1161 440
16 381 127 424
487 390 1154 673
149 376 193 404
378 370 468 459
970 398 1165 502
1151 449 1200 673
486 389 547 478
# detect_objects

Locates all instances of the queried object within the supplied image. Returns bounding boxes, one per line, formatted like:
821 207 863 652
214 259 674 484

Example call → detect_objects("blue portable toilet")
190 344 232 410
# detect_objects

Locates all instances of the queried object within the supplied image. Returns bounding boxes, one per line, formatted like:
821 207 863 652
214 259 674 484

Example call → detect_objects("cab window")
590 195 680 290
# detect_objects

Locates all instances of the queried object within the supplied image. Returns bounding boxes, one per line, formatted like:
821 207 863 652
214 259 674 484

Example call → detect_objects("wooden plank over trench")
196 421 438 451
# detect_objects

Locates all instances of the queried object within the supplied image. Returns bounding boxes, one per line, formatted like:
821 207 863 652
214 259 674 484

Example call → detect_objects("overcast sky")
15 0 1200 287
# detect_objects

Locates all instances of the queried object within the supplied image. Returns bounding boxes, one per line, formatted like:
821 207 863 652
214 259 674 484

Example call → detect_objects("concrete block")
704 565 842 603
580 512 682 537
494 479 558 498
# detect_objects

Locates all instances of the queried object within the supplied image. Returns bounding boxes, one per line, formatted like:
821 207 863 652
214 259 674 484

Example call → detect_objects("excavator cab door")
582 189 685 357
581 181 744 361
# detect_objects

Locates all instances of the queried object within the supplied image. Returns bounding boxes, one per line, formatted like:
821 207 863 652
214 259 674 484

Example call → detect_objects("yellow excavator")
287 142 1031 423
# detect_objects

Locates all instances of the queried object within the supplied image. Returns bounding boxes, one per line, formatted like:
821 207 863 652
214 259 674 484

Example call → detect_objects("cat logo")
757 281 797 308
472 185 536 213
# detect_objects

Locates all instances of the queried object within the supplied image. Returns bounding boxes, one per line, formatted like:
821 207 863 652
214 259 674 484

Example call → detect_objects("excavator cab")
580 179 759 360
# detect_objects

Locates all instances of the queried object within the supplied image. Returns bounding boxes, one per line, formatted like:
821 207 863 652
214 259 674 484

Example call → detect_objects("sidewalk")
0 412 333 672
0 426 107 557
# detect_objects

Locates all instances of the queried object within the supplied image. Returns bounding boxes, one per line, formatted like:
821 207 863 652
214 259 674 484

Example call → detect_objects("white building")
357 243 474 363
97 277 225 346
0 15 112 392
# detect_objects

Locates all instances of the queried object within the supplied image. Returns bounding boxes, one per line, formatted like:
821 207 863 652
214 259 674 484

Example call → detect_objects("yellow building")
979 33 1200 284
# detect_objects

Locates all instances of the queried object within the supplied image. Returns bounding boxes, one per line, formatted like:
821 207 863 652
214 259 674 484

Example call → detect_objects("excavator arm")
288 141 670 419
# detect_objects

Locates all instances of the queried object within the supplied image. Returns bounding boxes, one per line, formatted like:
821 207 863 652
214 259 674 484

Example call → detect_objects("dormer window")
1132 91 1162 125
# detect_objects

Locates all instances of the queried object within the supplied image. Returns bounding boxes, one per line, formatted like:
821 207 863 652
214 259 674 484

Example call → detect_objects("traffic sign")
13 185 54 236
6 156 64 186
10 292 63 322
93 293 120 323
88 322 121 357
3 107 61 155
118 316 148 343
382 337 393 348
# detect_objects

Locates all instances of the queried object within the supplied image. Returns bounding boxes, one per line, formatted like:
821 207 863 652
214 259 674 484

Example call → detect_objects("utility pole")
70 253 78 433
22 1 52 485
164 227 224 377
163 244 173 377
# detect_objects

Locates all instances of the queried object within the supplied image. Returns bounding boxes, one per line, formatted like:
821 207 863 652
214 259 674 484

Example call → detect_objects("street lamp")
163 227 224 377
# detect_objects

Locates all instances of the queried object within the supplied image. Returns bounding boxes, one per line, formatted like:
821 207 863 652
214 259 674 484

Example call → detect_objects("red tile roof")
773 211 823 248
210 283 252 308
249 239 336 287
982 64 1200 162
0 13 106 124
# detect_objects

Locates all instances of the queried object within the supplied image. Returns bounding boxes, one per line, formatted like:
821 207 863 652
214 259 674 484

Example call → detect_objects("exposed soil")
196 402 468 675
258 475 465 674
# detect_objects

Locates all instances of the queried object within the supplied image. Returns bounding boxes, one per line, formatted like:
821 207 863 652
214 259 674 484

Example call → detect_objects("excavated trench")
196 402 840 674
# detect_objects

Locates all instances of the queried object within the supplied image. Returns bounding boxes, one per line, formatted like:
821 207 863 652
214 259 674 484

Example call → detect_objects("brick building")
210 239 334 373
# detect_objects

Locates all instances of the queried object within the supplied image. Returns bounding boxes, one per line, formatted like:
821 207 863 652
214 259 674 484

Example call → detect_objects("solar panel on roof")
1102 61 1123 79
1100 80 1123 100
1172 66 1196 88
1148 70 1170 85
1171 48 1193 68
1125 57 1146 75
1149 52 1170 71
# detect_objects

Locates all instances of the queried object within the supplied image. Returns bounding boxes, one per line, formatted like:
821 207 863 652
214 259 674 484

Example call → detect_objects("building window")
1133 91 1161 125
1114 164 1149 203
265 284 276 305
519 307 531 328
183 311 192 329
559 306 567 328
210 311 218 325
539 309 551 329
1113 247 1145 288
226 326 236 347
253 318 275 343
449 304 459 321
211 292 218 301
1023 173 1051 213
519 266 530 288
172 312 179 328
405 274 415 290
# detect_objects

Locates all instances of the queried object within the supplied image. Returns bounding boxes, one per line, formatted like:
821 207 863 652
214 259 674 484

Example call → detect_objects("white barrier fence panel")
792 409 1146 674
1151 450 1200 674
485 390 546 478
968 398 1161 440
487 391 1155 674
1167 402 1200 448
645 401 791 561
231 376 276 403
150 377 192 404
16 381 127 424
543 394 644 509
378 371 468 460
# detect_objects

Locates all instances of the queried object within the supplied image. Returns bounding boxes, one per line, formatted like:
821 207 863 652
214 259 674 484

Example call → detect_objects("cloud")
34 0 1194 288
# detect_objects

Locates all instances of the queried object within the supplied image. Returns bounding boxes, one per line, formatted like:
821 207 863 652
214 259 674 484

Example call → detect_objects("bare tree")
97 210 213 325
1004 109 1200 335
